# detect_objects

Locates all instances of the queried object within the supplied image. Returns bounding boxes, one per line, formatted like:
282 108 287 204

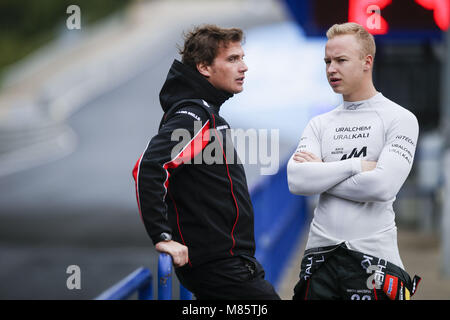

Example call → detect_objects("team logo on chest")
340 146 367 160
333 125 371 140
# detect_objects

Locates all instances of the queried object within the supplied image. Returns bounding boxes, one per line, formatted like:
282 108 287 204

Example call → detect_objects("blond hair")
326 22 376 59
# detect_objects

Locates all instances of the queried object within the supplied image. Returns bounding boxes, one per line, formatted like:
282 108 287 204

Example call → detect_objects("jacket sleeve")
132 105 210 245
287 118 362 196
325 112 419 202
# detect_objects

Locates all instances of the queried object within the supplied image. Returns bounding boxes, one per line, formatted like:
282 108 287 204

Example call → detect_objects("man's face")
324 34 371 97
198 41 248 94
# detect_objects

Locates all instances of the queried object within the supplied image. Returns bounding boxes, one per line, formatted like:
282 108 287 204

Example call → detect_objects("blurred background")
0 0 449 300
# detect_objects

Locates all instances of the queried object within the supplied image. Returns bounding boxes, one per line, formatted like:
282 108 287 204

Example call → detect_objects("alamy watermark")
362 254 387 290
66 265 81 290
366 5 382 30
171 122 279 175
66 5 81 30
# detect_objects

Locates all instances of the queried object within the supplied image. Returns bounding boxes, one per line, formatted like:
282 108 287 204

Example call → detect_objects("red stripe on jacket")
211 114 240 256
132 120 210 234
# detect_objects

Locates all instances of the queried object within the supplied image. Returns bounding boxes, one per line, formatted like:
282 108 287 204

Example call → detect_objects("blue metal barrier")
158 253 193 300
180 281 193 300
95 253 193 300
95 267 153 300
97 157 307 299
158 253 172 300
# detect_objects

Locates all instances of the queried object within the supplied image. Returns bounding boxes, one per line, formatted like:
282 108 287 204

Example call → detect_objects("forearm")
326 160 410 202
287 157 362 196
326 123 418 203
136 160 174 244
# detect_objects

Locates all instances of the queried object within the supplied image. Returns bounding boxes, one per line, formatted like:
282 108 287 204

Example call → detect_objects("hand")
361 160 377 172
293 151 322 163
155 240 189 267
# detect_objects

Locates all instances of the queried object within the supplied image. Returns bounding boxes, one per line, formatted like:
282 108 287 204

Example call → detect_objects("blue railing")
96 157 307 299
95 253 193 300
95 267 153 300
157 252 193 300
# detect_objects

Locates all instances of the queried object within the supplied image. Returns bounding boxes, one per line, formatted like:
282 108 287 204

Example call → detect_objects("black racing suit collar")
159 59 233 114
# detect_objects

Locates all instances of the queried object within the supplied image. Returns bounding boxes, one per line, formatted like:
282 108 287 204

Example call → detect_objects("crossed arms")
287 115 419 202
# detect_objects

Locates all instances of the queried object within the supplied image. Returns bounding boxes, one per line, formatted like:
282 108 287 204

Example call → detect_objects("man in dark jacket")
132 25 280 300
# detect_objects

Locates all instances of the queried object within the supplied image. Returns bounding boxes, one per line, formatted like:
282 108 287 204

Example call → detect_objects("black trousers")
293 243 421 300
175 254 281 300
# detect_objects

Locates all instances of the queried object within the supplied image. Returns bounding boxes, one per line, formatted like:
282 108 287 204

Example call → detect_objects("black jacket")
133 60 255 267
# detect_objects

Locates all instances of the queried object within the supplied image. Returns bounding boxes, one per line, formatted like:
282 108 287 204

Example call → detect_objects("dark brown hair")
179 24 244 68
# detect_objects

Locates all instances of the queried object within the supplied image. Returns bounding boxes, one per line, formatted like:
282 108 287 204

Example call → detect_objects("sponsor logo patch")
383 274 398 300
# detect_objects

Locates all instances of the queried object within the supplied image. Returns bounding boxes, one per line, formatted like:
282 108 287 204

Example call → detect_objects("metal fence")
95 253 192 300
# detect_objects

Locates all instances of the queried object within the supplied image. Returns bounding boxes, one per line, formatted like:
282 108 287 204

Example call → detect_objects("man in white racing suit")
287 22 420 300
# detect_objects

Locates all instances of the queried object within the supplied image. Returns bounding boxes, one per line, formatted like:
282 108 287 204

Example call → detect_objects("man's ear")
197 62 210 78
363 55 374 71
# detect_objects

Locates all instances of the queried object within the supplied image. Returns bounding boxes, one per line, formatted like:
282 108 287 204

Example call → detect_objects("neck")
343 81 377 102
